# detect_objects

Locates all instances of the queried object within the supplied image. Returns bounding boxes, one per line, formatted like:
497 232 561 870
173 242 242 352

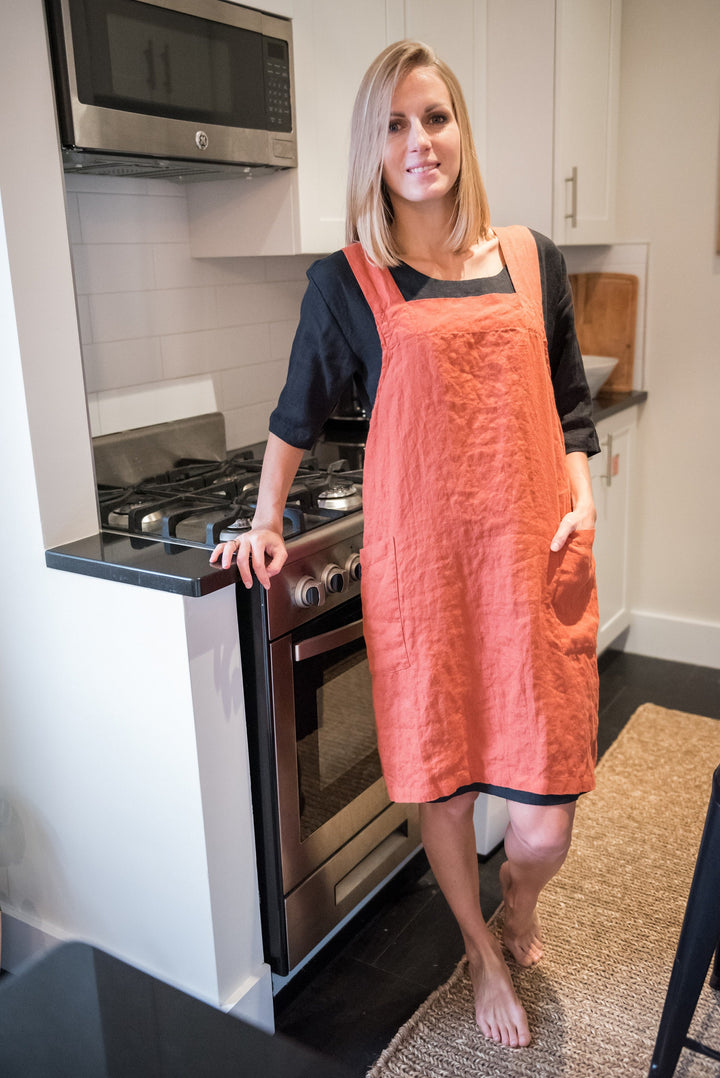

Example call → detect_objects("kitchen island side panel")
0 567 269 1025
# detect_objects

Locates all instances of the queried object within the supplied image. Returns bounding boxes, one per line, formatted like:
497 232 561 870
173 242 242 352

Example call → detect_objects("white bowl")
582 354 619 398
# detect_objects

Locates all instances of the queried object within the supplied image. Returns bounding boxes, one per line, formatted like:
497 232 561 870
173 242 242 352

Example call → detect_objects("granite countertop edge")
46 391 647 597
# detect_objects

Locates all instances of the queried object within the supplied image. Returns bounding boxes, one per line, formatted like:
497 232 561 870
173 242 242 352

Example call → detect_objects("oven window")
294 636 381 841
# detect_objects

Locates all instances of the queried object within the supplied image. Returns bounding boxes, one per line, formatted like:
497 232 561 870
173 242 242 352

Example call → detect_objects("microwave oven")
45 0 297 181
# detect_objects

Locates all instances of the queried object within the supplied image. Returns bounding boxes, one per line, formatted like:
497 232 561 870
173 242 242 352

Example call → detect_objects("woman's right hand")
210 527 288 590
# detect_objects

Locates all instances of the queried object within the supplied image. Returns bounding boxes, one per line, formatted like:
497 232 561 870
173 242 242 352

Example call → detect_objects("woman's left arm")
550 451 597 551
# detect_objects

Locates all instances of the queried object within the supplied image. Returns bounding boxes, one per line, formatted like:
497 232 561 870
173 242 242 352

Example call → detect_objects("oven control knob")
322 564 345 594
345 553 362 582
294 576 323 608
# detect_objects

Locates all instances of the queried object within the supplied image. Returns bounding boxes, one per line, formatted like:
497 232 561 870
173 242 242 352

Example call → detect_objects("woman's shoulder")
307 247 359 288
526 228 563 261
524 229 569 296
305 246 369 314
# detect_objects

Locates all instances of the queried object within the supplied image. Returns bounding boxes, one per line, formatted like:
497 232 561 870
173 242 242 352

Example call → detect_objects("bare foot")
467 936 531 1048
500 861 544 967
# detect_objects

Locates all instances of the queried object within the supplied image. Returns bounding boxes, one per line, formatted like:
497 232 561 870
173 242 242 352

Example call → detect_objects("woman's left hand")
551 451 597 551
550 505 597 552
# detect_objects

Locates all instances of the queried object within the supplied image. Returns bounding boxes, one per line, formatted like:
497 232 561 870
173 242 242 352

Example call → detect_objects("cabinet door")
483 0 555 234
553 0 622 244
293 0 393 253
590 414 633 652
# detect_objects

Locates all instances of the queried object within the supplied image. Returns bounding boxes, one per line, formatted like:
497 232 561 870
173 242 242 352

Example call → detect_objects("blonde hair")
346 41 491 267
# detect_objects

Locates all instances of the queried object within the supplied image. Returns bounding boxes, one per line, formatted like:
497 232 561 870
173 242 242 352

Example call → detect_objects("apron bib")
345 226 598 803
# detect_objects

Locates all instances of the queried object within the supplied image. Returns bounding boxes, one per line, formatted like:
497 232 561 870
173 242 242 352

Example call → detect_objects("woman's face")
382 66 461 211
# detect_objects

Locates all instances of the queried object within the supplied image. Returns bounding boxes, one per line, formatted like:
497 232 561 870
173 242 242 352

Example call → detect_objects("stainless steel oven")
238 514 421 976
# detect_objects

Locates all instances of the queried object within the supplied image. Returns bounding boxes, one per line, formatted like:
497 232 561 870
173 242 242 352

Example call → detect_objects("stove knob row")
293 557 362 608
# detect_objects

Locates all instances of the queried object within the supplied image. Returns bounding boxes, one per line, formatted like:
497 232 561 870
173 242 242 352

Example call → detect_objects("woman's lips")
406 162 439 174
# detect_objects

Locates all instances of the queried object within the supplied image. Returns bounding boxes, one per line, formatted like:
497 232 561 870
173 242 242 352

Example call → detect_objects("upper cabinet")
484 0 621 245
188 0 621 256
552 0 622 244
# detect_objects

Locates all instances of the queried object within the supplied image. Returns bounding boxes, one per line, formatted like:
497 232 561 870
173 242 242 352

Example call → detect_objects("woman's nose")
407 118 431 151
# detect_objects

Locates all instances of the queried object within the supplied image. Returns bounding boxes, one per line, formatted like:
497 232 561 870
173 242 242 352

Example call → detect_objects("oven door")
269 595 393 894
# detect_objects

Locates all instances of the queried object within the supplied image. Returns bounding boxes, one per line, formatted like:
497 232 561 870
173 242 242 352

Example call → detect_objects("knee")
507 807 575 864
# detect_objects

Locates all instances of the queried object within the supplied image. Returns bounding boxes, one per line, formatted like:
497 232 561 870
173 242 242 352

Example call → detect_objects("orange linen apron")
346 225 599 804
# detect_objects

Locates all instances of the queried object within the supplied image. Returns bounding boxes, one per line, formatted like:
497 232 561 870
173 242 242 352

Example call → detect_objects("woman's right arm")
209 433 305 589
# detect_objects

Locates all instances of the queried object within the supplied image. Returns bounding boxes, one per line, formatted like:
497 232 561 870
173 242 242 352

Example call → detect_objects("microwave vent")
61 150 285 183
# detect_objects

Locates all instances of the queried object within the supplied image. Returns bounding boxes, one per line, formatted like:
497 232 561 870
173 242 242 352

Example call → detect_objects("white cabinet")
484 0 621 245
590 406 637 653
553 0 622 244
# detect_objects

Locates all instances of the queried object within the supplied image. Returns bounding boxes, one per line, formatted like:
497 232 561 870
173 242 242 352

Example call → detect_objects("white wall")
615 0 720 666
67 175 313 447
0 4 272 1025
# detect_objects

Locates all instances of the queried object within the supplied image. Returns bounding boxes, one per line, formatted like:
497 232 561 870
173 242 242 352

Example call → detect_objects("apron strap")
343 242 404 316
346 227 544 321
494 225 544 314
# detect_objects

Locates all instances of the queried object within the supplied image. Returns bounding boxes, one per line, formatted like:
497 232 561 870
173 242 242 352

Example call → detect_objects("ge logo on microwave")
195 131 209 151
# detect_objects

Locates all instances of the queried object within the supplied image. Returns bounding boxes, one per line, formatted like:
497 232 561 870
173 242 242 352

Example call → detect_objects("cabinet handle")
603 433 614 487
565 166 578 229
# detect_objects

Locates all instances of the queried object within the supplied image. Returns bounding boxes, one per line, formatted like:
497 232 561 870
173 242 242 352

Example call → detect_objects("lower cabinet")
590 405 638 653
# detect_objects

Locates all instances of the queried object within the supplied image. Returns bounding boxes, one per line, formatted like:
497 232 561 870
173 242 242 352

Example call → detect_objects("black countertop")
0 942 351 1078
592 388 648 422
45 391 647 599
45 530 236 598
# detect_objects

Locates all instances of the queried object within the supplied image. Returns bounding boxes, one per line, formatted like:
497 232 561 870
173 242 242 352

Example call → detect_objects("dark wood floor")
274 649 720 1076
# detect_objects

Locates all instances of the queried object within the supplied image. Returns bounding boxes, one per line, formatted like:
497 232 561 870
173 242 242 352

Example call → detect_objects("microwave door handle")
293 618 364 662
143 40 156 92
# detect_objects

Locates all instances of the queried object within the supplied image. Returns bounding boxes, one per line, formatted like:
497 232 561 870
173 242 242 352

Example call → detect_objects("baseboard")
624 610 720 670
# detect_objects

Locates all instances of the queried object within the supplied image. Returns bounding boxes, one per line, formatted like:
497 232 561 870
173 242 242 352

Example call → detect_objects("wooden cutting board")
569 272 638 393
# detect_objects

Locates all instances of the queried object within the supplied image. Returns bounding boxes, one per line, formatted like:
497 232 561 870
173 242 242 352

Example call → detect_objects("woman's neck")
390 198 498 280
393 223 501 281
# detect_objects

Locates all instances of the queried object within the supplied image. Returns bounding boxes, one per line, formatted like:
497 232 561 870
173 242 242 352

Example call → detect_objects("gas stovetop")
98 450 363 550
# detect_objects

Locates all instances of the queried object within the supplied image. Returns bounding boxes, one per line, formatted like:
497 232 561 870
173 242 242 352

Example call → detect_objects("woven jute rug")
367 704 720 1077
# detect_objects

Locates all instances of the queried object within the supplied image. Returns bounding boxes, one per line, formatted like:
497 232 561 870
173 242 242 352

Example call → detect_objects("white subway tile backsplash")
64 191 82 246
89 286 217 342
93 375 219 436
88 290 156 343
78 191 189 245
71 243 156 295
69 178 303 439
264 254 318 282
161 323 271 378
225 401 279 450
152 245 268 289
82 337 164 393
75 293 93 346
220 358 289 411
215 279 306 327
270 320 298 361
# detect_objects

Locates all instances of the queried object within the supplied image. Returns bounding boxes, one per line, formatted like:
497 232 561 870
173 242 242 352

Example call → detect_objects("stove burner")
217 516 253 542
98 451 362 548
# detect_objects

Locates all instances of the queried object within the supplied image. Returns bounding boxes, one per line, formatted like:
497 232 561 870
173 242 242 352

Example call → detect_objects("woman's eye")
388 119 403 134
428 112 450 125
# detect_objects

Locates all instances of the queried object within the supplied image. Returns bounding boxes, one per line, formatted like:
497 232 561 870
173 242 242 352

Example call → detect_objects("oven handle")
293 618 364 662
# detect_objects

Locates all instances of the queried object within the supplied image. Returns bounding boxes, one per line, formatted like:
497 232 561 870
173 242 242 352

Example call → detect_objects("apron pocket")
360 538 411 674
545 529 599 653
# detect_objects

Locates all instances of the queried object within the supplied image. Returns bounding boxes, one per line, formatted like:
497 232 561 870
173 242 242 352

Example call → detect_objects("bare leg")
500 800 576 967
419 793 531 1047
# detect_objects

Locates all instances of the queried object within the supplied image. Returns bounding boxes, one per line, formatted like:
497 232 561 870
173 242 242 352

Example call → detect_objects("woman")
211 40 600 1050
